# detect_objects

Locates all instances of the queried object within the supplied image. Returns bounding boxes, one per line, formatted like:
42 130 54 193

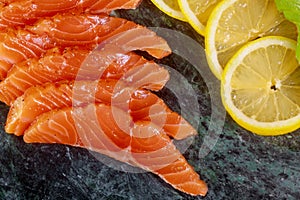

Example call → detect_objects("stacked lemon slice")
151 0 299 136
150 0 186 21
205 0 297 79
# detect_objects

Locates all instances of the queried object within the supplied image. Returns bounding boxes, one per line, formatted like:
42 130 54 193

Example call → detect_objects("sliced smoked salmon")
155 155 208 196
0 60 12 80
129 90 197 140
23 103 208 196
0 0 18 4
27 14 171 58
0 0 142 28
0 16 171 80
0 50 169 105
6 80 196 139
0 30 54 79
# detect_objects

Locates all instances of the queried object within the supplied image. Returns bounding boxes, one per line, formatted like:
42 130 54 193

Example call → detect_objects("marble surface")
0 0 300 199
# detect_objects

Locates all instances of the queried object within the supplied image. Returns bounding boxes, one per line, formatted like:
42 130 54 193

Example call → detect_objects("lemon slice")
150 0 186 21
222 36 300 136
178 0 222 35
206 0 298 80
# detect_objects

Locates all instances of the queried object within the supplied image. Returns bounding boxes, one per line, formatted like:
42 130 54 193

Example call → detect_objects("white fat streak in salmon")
154 156 208 196
0 64 52 105
130 93 197 140
37 111 77 143
38 86 71 108
119 62 170 91
12 70 43 88
41 85 72 108
83 0 142 14
50 89 72 107
0 31 50 80
35 119 62 143
49 116 72 138
32 96 52 110
0 13 24 26
73 105 126 153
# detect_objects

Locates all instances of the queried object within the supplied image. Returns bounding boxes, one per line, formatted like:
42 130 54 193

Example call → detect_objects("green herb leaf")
275 0 300 62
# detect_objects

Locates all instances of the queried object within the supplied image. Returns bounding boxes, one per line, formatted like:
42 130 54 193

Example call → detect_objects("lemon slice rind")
150 0 187 22
205 0 298 80
178 0 206 35
221 36 300 136
205 0 236 80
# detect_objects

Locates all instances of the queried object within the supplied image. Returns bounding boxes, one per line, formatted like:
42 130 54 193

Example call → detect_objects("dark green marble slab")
0 0 299 199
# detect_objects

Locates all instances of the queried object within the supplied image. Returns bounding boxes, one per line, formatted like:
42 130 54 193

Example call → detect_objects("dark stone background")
0 0 299 199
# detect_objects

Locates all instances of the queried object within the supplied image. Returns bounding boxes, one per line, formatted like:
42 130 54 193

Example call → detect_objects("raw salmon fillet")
27 14 171 58
0 15 171 80
23 103 208 196
6 79 196 139
0 0 142 28
0 50 169 105
0 0 17 4
0 30 54 79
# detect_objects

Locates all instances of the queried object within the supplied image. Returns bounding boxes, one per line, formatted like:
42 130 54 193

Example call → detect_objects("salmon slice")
0 16 171 80
0 0 17 4
0 0 77 27
6 80 114 136
0 60 11 80
129 90 197 140
155 155 208 196
23 103 208 196
6 80 196 139
80 0 142 14
0 30 54 79
0 50 169 105
0 0 142 28
27 14 171 58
